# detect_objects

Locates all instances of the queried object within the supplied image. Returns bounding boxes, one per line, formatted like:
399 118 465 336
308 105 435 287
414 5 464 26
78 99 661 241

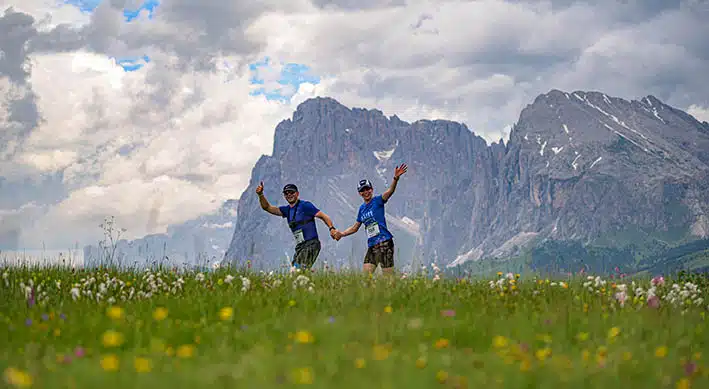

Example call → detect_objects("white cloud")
1 0 708 250
687 105 709 123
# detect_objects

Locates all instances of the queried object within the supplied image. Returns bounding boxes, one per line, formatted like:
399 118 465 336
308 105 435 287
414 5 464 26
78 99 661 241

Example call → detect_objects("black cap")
283 184 298 193
357 179 373 192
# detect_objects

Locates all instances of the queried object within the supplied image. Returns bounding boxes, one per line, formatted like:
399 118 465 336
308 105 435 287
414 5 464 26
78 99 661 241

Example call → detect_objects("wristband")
329 226 336 231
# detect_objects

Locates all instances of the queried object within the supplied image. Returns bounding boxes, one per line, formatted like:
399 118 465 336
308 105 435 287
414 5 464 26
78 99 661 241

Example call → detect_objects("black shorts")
364 239 394 268
292 238 321 269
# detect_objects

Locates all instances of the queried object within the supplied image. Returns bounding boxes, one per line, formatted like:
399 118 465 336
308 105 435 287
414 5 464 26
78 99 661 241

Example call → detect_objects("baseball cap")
283 184 298 193
357 179 373 192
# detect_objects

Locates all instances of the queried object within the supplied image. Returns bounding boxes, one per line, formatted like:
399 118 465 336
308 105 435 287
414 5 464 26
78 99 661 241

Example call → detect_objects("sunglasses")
283 190 296 195
358 187 372 193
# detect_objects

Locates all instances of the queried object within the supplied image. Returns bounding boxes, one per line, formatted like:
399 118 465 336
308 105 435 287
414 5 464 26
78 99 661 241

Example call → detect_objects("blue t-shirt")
357 195 393 247
279 200 320 243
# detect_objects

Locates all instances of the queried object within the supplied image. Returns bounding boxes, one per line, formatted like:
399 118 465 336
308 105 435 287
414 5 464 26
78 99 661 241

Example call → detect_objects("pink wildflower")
651 276 665 287
647 295 660 309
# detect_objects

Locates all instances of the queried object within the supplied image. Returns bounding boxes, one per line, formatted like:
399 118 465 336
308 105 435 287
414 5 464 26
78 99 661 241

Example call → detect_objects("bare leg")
363 263 376 274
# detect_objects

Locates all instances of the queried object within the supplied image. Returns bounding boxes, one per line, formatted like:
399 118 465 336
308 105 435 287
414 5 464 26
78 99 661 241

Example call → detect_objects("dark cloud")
0 7 41 159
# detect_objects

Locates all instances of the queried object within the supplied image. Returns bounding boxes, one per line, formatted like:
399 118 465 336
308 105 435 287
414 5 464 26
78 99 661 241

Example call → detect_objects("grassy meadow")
1 265 708 389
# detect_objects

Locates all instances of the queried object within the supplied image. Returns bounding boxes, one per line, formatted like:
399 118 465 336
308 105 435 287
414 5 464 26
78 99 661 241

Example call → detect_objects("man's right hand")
255 181 264 196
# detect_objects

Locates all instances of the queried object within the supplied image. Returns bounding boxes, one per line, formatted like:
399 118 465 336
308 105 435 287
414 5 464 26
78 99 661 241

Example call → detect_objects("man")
255 182 338 270
333 163 408 275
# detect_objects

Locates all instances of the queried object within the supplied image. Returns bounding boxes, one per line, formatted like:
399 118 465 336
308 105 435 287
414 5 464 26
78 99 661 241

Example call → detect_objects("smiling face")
358 186 373 202
283 190 299 205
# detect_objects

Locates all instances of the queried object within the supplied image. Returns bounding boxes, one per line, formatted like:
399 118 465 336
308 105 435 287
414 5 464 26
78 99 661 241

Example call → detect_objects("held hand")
255 181 264 195
394 163 408 179
330 229 342 241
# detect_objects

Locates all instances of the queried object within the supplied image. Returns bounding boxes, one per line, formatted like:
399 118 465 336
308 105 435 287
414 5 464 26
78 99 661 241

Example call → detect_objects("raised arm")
382 163 408 202
255 181 282 216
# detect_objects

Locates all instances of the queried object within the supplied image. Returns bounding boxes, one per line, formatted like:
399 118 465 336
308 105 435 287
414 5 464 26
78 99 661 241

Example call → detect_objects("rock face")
224 91 709 271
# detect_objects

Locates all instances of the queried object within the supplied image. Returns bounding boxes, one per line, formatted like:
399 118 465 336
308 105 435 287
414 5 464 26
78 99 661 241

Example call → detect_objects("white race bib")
293 229 305 244
365 223 380 239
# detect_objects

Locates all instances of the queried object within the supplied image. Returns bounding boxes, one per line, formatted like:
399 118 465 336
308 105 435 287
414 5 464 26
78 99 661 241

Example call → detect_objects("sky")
1 0 708 250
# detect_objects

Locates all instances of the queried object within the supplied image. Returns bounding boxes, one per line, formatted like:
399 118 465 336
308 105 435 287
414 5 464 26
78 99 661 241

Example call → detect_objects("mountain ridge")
223 88 709 272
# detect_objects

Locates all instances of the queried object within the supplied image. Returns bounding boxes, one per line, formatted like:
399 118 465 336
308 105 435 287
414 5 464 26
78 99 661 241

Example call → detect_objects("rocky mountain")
223 90 709 272
83 200 237 268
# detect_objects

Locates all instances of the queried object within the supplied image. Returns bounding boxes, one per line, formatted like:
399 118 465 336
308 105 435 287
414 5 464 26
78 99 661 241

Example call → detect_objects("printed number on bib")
293 229 305 244
365 223 380 238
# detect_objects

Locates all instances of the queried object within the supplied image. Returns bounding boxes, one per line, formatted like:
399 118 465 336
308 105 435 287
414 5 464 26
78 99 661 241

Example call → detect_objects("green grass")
1 266 708 388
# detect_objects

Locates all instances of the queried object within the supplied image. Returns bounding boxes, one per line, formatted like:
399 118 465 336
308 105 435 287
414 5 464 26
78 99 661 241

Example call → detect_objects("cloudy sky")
1 0 708 250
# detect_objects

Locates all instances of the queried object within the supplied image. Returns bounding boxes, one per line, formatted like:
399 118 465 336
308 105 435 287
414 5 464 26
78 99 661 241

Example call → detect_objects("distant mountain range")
83 200 237 268
84 89 709 275
223 90 709 274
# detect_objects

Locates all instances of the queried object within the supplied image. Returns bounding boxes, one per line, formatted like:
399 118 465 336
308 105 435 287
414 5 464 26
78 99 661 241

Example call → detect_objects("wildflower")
607 327 621 339
102 330 124 348
218 307 233 321
74 347 85 358
384 306 393 313
652 276 665 287
492 336 508 349
355 358 366 369
291 367 313 384
676 378 690 389
106 306 124 320
3 367 32 388
434 338 449 349
372 344 390 360
224 275 234 284
655 346 668 358
294 331 314 344
440 309 456 317
100 354 119 371
436 370 448 383
415 357 427 369
576 332 589 342
153 307 168 321
176 345 194 358
134 357 151 373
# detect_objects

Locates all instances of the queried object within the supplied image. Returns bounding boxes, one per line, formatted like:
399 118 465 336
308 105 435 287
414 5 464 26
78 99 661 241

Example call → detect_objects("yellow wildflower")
3 367 32 388
134 357 152 373
520 359 531 372
176 345 194 358
372 344 390 360
101 330 124 348
153 307 168 321
218 307 233 321
100 354 119 371
576 332 589 342
288 300 296 307
355 358 366 369
384 306 393 313
608 327 620 339
655 346 668 358
106 306 124 320
676 378 690 389
436 370 448 383
434 338 449 349
294 331 314 344
292 367 314 384
415 357 427 369
492 335 508 349
535 348 552 361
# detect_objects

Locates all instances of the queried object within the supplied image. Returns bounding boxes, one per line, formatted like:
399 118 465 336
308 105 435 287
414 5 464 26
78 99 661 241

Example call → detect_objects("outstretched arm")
255 181 282 216
382 163 408 202
314 211 336 233
338 221 362 238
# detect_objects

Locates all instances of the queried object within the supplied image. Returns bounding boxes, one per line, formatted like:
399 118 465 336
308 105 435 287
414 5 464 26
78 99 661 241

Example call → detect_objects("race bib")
293 229 305 244
365 223 380 239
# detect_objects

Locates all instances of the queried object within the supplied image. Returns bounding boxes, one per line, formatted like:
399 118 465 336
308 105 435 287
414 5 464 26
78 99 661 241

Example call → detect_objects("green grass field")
1 266 708 388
